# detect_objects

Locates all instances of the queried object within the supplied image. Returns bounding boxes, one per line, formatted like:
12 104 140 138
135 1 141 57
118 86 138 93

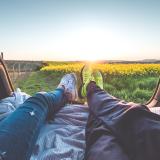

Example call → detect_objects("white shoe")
58 73 78 102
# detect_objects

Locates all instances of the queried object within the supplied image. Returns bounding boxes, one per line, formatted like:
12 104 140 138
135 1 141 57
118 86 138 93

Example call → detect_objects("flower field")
41 62 160 77
15 62 160 103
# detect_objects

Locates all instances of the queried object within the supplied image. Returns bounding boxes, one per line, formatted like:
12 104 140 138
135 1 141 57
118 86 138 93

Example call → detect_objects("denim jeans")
85 82 160 160
0 88 66 160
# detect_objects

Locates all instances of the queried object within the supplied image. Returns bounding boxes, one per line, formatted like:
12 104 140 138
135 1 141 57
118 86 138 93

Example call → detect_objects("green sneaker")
78 65 94 98
93 70 104 89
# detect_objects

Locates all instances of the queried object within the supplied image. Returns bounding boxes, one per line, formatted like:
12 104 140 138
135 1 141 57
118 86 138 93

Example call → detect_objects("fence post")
18 63 21 76
1 52 4 59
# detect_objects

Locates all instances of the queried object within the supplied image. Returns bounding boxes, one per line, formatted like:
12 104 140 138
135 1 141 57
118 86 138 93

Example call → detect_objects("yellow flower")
41 62 160 76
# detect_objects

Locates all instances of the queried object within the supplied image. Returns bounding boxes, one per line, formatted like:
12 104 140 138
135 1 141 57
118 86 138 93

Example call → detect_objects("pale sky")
0 0 160 61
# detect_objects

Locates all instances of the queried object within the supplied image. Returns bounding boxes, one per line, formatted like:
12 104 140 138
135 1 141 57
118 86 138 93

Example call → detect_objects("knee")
34 92 48 99
26 92 50 107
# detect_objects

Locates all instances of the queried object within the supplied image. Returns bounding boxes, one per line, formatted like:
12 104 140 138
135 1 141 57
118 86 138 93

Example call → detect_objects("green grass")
104 76 157 103
14 71 62 95
14 71 159 104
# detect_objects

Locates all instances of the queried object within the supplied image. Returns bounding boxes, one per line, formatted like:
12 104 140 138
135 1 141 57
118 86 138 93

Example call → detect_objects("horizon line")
3 58 160 62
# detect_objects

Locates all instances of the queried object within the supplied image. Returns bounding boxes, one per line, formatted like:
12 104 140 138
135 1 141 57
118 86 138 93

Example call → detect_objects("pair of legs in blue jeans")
0 88 66 160
0 73 77 160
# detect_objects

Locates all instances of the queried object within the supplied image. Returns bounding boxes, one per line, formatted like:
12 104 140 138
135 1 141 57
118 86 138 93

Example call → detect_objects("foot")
79 65 104 99
58 73 78 102
93 70 104 89
78 65 94 98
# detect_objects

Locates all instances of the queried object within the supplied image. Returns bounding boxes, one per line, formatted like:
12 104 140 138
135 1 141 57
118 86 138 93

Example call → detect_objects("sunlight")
53 26 135 61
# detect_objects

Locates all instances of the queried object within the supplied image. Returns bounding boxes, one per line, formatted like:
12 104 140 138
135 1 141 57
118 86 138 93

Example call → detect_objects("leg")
0 88 66 160
85 82 130 160
79 66 130 159
79 65 160 160
86 81 160 160
85 112 129 160
0 73 78 160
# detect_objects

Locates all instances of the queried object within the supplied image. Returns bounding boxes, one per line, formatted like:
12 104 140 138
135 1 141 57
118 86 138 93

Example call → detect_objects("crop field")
41 62 160 76
15 62 160 104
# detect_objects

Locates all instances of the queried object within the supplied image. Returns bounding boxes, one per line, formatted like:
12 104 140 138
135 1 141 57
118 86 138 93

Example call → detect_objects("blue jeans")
0 88 66 160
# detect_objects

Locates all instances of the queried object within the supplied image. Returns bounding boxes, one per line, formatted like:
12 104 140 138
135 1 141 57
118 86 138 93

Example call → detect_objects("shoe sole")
94 70 104 89
78 66 105 99
70 73 79 101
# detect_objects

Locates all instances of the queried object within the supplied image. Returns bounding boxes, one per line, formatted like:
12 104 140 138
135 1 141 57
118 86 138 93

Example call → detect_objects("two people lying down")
0 65 160 160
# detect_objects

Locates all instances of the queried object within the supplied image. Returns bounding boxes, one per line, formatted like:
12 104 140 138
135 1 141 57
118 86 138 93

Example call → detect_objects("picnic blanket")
0 89 159 160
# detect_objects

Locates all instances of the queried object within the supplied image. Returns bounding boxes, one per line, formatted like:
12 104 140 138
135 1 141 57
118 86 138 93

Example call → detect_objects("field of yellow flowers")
17 62 160 103
41 62 160 76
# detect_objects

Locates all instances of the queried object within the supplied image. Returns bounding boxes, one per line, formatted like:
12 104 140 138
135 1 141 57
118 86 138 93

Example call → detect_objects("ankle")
57 84 65 91
86 81 97 93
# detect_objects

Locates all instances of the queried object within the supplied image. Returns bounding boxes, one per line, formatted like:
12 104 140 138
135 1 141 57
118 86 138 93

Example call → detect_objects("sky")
0 0 160 61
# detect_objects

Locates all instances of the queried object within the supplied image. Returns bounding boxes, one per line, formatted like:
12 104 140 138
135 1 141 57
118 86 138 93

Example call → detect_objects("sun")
52 26 134 61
